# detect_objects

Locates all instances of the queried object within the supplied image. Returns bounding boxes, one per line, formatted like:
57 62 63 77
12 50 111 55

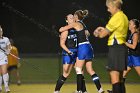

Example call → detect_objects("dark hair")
132 19 140 31
74 10 88 20
132 19 140 41
9 38 14 45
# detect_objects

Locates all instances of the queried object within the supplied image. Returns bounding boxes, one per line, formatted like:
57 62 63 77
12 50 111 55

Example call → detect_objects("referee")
93 0 128 93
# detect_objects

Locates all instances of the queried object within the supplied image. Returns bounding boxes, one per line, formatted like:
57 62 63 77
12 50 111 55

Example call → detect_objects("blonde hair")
74 10 88 20
106 0 123 9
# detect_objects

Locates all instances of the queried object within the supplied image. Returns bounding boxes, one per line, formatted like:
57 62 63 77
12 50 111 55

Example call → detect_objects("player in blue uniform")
59 10 104 93
123 19 140 79
54 14 87 93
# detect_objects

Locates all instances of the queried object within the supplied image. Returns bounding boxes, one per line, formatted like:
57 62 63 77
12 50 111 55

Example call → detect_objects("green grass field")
8 56 140 93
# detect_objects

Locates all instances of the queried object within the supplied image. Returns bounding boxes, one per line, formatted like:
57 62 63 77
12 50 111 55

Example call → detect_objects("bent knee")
63 71 70 77
63 73 69 78
75 67 82 74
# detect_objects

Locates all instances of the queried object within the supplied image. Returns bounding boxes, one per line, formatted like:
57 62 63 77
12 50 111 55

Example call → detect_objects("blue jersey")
76 21 94 60
62 28 78 64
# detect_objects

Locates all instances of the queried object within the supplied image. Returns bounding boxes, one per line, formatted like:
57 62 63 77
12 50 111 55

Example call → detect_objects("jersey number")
74 39 77 47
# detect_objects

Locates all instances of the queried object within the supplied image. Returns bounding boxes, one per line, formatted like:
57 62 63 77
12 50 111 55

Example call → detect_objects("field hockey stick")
0 47 49 74
0 47 20 59
0 46 9 55
9 53 20 59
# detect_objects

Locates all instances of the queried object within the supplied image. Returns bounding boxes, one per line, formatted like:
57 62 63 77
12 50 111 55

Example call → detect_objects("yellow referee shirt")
8 46 19 66
106 11 128 46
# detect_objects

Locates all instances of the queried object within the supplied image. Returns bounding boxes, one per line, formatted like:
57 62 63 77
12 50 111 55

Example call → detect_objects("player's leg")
85 60 104 93
9 67 21 85
75 58 85 93
123 66 132 82
107 70 127 93
74 64 87 93
133 55 140 76
1 64 10 92
120 71 126 93
109 69 126 93
0 67 2 92
123 55 133 82
16 68 21 85
54 53 74 93
110 71 121 93
134 66 140 76
84 44 104 93
81 71 87 93
8 65 21 85
54 64 73 92
75 44 93 93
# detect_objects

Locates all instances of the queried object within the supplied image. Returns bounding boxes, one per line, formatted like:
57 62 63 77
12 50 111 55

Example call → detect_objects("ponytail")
74 10 89 20
82 10 88 17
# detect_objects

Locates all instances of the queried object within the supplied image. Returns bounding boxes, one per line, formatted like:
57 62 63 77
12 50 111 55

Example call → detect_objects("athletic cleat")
83 91 88 93
54 91 60 93
17 80 21 85
107 90 112 93
5 87 10 93
98 88 105 93
77 91 82 93
74 90 88 93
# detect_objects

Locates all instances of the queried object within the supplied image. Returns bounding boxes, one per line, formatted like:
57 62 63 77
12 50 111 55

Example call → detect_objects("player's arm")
59 24 74 33
60 31 71 54
94 27 110 38
5 38 12 55
125 33 139 49
85 30 90 37
5 44 11 55
94 15 121 38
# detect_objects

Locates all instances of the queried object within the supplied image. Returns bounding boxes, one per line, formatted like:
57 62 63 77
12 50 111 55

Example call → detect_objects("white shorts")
0 56 8 65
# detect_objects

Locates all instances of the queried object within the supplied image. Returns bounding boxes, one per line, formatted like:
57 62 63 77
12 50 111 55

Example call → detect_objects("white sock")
0 75 2 89
2 73 9 88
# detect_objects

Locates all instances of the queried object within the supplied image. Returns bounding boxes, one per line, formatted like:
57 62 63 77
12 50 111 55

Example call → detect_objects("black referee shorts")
107 44 128 71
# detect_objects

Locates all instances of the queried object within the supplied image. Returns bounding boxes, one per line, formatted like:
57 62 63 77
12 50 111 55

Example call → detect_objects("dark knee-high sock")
91 74 102 91
82 75 87 92
120 81 126 93
55 75 67 91
123 77 126 83
77 74 83 91
113 82 121 93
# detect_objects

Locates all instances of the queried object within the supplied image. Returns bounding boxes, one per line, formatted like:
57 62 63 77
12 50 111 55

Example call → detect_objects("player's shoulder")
2 37 9 41
13 46 17 49
3 37 9 39
11 46 17 50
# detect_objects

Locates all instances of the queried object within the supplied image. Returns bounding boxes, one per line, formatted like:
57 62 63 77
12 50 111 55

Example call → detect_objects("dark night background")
0 0 140 54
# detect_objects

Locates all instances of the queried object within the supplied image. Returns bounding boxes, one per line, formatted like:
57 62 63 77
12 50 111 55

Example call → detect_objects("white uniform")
0 37 10 65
